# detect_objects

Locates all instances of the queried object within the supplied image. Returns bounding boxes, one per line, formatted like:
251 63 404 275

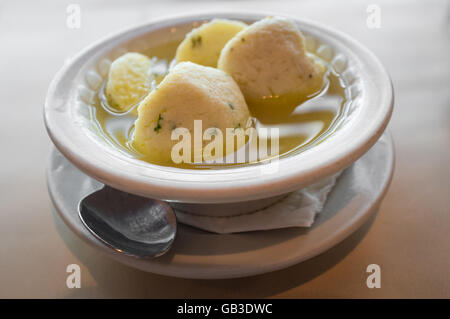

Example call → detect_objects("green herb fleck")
227 102 234 110
191 35 202 48
154 113 163 133
308 74 312 79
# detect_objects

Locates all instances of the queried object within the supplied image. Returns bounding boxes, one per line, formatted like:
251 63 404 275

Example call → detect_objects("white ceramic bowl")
44 12 393 212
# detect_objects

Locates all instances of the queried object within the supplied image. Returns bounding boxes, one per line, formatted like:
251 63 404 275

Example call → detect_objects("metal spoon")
78 185 177 258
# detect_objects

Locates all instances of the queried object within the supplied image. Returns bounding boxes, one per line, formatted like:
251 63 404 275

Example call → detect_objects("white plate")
47 133 394 279
44 12 394 203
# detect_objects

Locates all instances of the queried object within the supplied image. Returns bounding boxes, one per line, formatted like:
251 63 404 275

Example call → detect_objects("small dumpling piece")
132 62 250 164
175 19 247 67
218 16 325 109
105 52 152 112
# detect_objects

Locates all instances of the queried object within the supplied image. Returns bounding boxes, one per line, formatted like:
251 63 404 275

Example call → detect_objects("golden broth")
90 40 349 169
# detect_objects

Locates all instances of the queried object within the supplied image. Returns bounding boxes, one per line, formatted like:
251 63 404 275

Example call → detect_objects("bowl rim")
44 11 394 203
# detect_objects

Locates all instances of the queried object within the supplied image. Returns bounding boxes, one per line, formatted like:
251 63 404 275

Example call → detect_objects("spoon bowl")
78 186 177 258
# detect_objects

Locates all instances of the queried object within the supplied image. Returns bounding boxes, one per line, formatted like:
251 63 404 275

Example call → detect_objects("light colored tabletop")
0 0 449 298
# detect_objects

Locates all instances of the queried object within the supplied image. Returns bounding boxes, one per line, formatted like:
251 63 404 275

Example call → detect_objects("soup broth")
90 40 349 169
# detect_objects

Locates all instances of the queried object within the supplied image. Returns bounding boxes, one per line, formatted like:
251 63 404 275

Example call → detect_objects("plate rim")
47 133 394 279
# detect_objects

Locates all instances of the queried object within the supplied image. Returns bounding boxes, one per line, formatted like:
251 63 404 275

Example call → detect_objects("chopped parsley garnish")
191 35 202 48
227 102 234 110
154 113 163 133
308 74 313 78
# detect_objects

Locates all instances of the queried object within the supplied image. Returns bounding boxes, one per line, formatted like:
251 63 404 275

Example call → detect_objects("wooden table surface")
0 0 449 298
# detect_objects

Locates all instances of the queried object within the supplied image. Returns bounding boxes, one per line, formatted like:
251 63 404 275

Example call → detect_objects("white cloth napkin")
175 172 341 234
